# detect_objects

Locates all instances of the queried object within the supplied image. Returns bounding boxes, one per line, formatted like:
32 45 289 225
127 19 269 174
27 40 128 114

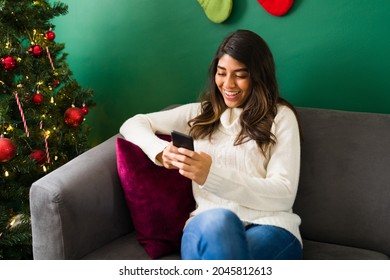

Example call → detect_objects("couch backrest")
293 107 390 256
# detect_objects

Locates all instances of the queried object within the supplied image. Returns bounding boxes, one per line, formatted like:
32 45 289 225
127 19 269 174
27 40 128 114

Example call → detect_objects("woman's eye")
235 72 248 78
216 72 226 76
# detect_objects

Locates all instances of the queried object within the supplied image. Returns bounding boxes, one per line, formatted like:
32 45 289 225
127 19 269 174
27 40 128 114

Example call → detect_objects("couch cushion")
82 236 388 260
116 136 195 259
302 240 389 260
81 232 180 260
294 108 390 257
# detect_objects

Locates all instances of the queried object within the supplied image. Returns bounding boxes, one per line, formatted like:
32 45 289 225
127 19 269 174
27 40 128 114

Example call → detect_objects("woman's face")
215 54 251 108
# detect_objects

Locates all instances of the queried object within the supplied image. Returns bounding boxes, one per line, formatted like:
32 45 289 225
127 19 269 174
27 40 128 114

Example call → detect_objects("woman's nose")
224 75 235 88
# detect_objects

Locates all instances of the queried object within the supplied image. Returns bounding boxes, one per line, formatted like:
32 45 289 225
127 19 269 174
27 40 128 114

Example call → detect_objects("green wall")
54 0 390 145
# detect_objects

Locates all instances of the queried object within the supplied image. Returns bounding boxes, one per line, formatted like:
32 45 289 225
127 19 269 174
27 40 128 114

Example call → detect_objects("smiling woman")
189 29 299 150
120 29 303 260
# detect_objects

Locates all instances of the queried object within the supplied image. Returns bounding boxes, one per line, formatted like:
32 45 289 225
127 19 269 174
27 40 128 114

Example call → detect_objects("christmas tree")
0 0 95 259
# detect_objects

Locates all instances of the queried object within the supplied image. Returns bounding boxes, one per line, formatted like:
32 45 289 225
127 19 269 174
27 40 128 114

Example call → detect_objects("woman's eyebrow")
217 65 248 72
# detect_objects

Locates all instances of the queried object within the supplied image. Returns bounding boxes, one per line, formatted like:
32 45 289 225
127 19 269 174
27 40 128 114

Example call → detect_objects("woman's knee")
186 208 243 234
182 208 249 259
246 225 302 260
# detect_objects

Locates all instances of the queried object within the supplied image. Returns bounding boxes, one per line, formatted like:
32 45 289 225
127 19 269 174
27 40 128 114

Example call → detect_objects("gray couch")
30 107 390 260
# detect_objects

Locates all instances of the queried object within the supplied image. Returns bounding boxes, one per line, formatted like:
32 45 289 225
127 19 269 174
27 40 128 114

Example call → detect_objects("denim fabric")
181 208 302 260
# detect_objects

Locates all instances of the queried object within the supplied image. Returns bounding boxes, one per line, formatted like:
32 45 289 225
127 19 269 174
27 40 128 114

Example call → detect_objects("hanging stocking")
257 0 294 16
197 0 233 23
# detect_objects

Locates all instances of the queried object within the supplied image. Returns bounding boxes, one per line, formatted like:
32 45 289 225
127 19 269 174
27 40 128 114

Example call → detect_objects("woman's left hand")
170 148 212 185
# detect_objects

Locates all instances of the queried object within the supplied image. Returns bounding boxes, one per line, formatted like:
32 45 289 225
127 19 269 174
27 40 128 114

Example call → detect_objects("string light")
9 216 17 227
5 170 9 177
8 214 24 229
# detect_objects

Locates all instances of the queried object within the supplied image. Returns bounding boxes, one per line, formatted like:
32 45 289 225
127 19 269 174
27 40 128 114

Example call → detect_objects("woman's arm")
119 103 201 164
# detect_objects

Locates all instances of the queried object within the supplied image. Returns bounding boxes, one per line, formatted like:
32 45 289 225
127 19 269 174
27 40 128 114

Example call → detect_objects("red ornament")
1 56 17 71
45 30 56 41
29 150 46 164
64 107 85 127
29 45 44 58
0 137 17 162
52 79 60 88
81 105 89 115
32 92 44 105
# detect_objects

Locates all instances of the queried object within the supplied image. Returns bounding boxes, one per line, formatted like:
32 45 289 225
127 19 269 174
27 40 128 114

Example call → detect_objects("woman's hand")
156 142 212 185
156 142 180 169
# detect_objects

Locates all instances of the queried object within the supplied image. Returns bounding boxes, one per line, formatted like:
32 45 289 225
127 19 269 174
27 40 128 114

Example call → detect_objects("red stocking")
257 0 294 16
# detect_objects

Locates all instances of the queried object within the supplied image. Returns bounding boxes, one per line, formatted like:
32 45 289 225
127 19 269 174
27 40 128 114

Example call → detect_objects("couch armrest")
30 134 133 259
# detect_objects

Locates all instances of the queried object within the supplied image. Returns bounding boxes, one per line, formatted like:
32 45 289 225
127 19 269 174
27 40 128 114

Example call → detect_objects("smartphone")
171 130 194 151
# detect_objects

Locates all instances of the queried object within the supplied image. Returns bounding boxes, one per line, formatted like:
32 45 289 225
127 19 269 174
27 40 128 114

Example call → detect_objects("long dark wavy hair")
188 29 300 152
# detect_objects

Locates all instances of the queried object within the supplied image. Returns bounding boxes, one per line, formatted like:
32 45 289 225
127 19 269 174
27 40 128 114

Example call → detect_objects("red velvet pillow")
116 136 195 259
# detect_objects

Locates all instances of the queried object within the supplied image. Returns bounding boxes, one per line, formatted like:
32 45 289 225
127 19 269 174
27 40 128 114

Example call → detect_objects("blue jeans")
181 208 302 260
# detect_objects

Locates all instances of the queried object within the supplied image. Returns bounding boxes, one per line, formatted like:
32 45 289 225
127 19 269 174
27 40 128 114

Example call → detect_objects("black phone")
171 130 194 151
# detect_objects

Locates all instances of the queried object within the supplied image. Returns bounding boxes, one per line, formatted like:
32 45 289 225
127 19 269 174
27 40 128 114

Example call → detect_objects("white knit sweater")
119 103 302 244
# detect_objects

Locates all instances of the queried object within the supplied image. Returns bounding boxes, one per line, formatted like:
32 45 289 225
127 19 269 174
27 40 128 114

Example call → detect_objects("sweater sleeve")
200 106 301 211
119 103 201 164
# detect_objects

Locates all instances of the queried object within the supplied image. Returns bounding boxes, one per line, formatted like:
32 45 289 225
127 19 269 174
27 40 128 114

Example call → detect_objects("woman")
120 29 302 260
